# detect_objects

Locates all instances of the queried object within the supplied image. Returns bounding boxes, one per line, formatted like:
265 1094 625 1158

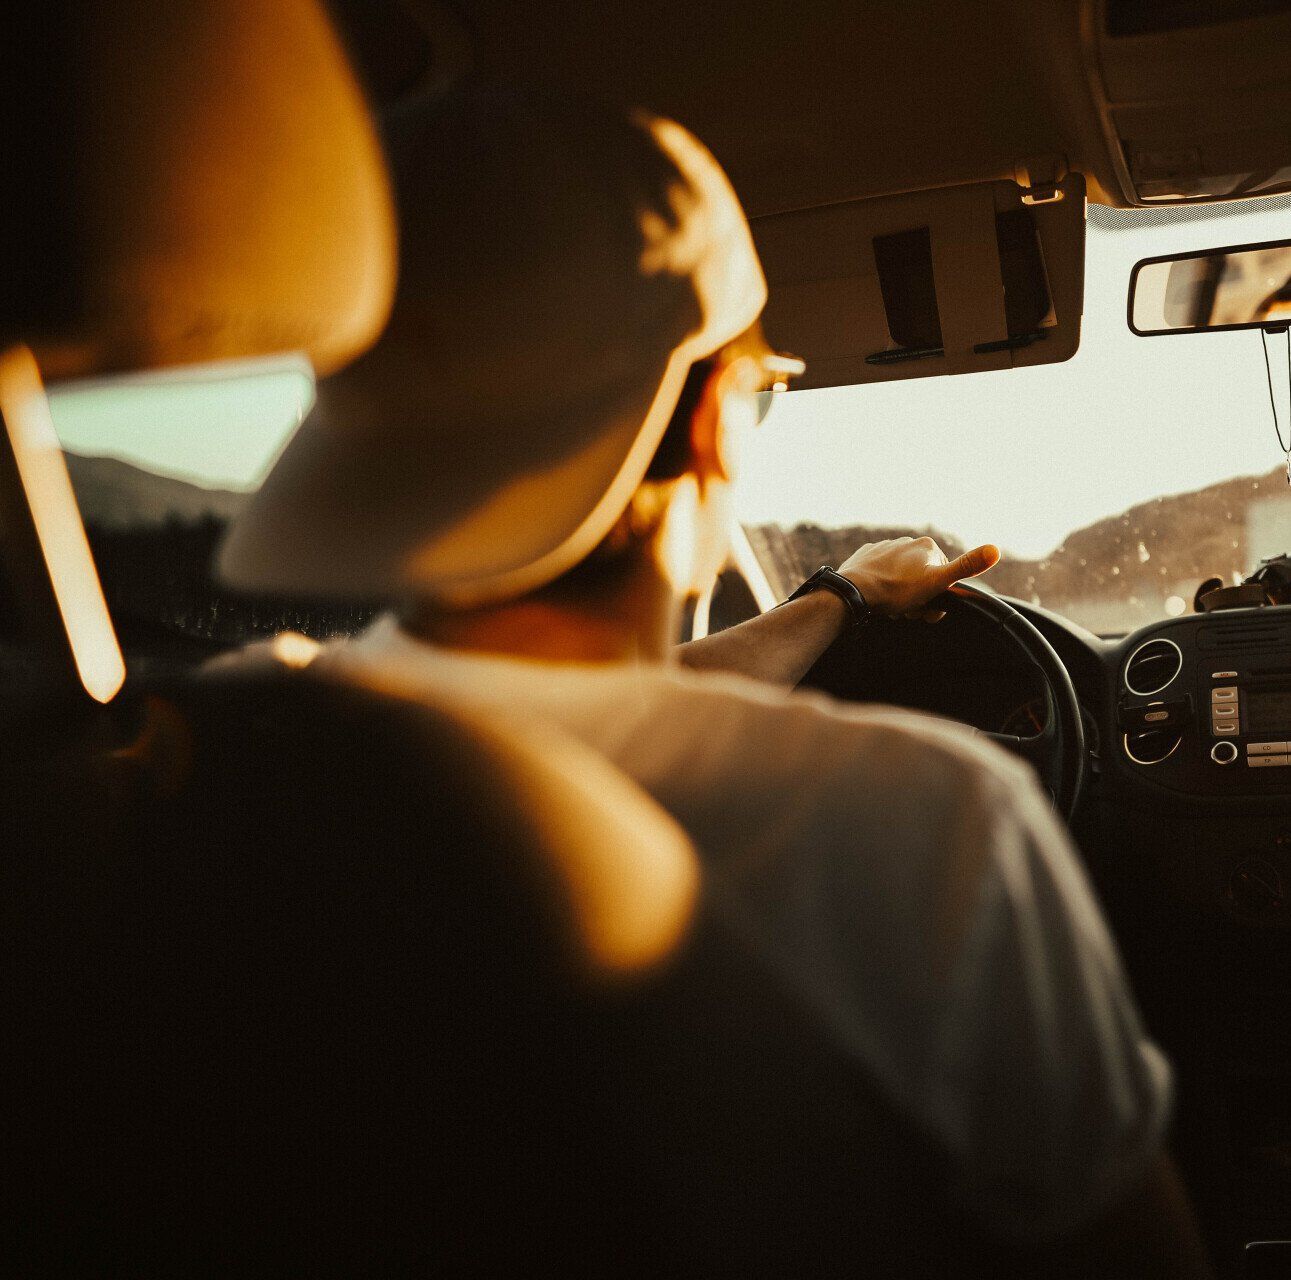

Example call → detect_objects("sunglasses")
729 349 807 424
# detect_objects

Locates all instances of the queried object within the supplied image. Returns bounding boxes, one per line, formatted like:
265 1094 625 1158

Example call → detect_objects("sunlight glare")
0 347 126 704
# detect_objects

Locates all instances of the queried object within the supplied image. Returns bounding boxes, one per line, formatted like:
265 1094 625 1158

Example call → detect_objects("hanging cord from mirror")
1259 325 1291 484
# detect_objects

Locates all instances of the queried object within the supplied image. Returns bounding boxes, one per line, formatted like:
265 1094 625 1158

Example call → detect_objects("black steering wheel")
943 582 1086 821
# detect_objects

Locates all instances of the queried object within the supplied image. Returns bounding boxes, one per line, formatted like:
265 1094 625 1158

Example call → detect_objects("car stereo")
1117 610 1291 796
1207 676 1291 768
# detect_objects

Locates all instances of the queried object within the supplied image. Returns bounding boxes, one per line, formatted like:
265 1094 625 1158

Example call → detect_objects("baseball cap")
219 89 767 605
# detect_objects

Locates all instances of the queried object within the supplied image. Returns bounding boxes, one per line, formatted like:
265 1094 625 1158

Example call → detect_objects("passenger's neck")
400 579 678 666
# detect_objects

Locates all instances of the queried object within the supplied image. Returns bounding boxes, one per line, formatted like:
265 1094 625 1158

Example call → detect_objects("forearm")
676 589 846 686
677 536 999 688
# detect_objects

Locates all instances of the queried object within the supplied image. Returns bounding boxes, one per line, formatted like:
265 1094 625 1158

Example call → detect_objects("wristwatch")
783 566 874 634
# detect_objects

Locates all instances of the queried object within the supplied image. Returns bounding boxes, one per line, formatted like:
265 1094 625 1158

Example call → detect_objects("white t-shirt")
317 616 1171 1240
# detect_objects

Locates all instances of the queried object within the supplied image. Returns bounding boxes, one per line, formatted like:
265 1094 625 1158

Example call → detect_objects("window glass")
48 356 376 652
740 196 1291 634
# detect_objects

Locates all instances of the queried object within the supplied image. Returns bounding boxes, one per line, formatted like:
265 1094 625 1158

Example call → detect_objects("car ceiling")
336 0 1291 217
465 0 1129 215
338 0 1118 215
327 0 1291 387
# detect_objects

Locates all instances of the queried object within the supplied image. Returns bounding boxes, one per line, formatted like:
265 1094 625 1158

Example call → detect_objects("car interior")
11 0 1291 1274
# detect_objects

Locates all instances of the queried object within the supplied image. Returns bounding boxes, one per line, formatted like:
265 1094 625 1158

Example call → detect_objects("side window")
48 358 379 660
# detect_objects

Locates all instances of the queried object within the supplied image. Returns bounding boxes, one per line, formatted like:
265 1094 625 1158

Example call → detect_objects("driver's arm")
676 536 999 686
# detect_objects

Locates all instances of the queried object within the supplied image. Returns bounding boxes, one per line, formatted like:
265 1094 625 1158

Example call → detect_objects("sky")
47 197 1291 562
49 356 315 495
736 199 1291 558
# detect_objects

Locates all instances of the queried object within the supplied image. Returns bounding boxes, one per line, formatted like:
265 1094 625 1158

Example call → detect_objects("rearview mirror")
1129 238 1291 335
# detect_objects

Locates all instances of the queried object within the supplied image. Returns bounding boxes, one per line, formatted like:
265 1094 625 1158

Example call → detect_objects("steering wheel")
943 582 1086 821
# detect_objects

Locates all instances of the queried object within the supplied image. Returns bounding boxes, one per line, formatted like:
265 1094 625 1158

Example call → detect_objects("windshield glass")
740 194 1291 635
42 194 1291 645
49 354 314 492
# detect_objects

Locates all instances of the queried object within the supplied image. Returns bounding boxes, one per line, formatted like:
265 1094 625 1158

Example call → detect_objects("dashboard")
805 595 1291 792
799 598 1291 928
798 597 1291 1262
1103 608 1291 799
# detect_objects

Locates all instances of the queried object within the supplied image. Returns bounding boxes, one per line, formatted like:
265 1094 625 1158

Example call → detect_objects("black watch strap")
782 566 874 633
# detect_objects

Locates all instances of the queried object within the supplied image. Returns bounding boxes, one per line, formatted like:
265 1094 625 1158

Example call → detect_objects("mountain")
973 464 1291 608
63 453 377 647
65 452 248 530
746 465 1291 631
745 521 968 600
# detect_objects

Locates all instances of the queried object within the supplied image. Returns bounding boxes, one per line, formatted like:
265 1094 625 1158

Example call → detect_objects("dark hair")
643 357 713 481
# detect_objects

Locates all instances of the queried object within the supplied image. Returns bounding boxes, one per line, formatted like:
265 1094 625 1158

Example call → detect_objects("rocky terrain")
65 452 247 529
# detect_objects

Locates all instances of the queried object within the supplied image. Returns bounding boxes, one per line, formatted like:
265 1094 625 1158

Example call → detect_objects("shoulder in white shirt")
315 615 1172 1240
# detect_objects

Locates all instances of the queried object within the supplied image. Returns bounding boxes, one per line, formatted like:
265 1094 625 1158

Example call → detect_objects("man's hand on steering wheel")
838 537 1000 622
678 536 1001 709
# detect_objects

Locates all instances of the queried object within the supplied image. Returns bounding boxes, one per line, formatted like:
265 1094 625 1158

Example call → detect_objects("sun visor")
752 174 1086 389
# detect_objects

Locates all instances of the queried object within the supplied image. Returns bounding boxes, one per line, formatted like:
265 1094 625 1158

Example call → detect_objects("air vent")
1123 729 1182 765
1197 620 1291 651
1124 638 1183 696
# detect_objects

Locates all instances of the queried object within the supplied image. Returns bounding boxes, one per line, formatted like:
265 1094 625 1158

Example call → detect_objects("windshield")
740 194 1291 635
42 193 1291 644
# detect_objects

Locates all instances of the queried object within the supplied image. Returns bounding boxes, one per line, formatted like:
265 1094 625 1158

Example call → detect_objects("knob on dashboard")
1211 740 1239 765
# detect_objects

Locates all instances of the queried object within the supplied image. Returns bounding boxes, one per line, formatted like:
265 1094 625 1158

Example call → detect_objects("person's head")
219 86 802 625
527 320 803 631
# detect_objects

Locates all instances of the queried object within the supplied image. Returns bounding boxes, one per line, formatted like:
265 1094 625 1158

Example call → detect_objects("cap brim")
218 349 688 604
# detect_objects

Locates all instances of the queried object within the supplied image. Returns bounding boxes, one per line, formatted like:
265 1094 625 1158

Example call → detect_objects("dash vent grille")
1197 620 1291 652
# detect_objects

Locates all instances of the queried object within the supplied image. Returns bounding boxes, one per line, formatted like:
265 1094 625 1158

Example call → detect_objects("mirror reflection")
1131 242 1291 333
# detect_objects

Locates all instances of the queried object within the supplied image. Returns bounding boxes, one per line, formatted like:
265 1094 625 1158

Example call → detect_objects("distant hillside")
66 452 248 529
988 466 1291 605
747 465 1291 631
746 522 968 600
61 454 375 650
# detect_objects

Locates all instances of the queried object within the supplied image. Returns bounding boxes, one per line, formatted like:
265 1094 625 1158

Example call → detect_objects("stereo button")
1212 686 1238 701
1211 671 1239 679
1211 741 1239 765
1211 701 1238 718
1248 741 1289 755
1248 754 1291 768
1213 721 1239 735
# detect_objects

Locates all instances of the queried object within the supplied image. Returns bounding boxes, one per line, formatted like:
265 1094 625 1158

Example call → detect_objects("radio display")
1244 688 1291 736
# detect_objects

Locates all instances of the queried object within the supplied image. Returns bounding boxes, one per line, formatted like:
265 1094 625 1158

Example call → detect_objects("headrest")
1 0 396 380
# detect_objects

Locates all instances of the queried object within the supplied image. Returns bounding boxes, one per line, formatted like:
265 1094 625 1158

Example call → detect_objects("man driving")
219 88 1210 1274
